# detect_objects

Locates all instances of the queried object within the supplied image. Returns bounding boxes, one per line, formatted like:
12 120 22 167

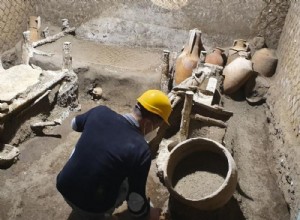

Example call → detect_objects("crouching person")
56 90 172 220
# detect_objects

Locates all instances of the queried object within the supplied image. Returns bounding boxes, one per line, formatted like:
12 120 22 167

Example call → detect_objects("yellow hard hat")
137 90 172 125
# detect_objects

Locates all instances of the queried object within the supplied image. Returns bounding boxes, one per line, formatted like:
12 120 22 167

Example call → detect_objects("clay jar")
223 56 254 94
226 39 249 65
174 29 204 85
252 48 278 77
205 47 225 67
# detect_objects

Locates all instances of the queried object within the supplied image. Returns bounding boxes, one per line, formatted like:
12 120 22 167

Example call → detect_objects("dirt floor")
0 32 292 220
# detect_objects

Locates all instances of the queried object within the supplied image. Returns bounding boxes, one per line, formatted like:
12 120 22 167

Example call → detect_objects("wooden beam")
32 27 76 48
191 114 227 128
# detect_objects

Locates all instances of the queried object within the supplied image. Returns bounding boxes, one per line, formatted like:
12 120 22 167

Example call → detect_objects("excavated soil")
172 152 227 199
0 33 291 220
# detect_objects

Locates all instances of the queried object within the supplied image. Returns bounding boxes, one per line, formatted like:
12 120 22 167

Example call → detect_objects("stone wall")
0 0 290 53
267 1 300 218
35 0 289 50
0 0 36 53
271 0 300 138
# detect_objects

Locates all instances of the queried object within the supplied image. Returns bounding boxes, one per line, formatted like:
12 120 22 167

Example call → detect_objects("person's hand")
148 207 162 220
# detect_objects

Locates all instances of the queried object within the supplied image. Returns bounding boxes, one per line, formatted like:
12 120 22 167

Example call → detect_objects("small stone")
0 103 9 113
280 158 284 166
0 144 20 166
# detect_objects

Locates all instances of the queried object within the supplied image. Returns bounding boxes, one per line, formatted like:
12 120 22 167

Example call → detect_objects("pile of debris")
0 17 79 167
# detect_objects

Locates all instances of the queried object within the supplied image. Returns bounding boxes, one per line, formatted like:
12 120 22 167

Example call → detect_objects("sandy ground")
223 98 290 220
0 34 292 220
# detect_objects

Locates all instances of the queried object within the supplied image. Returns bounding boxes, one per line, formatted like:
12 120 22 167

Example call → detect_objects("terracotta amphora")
226 39 250 65
252 48 278 77
174 29 204 85
223 56 254 94
205 47 225 67
28 16 40 42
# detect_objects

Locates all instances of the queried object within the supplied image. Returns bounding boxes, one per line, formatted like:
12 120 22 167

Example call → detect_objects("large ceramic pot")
163 138 238 210
223 56 254 94
252 48 278 77
226 39 250 65
205 47 225 67
174 29 204 85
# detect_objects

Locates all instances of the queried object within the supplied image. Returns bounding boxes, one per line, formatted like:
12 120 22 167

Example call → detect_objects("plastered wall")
0 0 290 53
0 0 36 53
269 1 300 138
267 2 300 217
35 0 290 51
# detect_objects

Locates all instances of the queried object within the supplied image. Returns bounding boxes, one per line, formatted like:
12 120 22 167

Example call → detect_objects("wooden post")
179 91 194 141
62 19 70 31
21 31 33 65
62 42 72 71
161 50 170 94
28 16 41 42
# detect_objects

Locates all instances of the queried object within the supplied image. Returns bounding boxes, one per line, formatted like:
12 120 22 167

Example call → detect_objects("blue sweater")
56 106 151 215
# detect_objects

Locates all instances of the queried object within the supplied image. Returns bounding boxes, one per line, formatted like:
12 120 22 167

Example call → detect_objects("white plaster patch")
0 65 42 102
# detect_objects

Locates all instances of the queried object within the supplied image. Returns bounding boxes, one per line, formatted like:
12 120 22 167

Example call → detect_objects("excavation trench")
0 35 290 220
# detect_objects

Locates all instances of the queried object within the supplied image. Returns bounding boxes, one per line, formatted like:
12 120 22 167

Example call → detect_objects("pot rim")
164 137 237 203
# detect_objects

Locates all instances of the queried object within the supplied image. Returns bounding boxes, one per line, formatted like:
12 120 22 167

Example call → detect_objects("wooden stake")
62 42 72 71
179 91 194 141
161 50 170 94
21 31 33 65
61 19 70 31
